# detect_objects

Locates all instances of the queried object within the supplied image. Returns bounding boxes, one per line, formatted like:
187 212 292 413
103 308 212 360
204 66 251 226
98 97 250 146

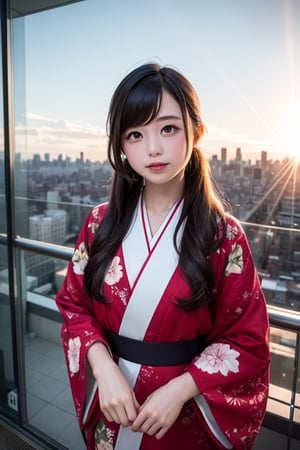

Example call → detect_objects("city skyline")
7 0 300 163
3 145 292 165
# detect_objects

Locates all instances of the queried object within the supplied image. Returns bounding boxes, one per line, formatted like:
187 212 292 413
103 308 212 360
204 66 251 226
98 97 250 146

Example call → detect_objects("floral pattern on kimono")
95 419 115 450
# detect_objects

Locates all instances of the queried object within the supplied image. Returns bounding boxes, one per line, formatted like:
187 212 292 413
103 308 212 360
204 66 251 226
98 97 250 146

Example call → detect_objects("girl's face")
121 90 195 192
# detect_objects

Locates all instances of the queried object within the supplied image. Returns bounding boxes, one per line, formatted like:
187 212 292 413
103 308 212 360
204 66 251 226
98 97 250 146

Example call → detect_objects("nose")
147 136 162 157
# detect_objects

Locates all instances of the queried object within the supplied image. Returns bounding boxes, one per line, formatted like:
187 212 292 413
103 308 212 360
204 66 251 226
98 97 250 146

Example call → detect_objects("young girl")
56 63 270 450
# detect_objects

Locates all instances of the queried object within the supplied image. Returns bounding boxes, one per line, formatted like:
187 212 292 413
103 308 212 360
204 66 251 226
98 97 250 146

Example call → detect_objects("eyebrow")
154 115 182 122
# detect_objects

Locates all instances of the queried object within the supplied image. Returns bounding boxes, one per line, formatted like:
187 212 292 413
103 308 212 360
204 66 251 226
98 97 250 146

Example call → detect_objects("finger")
103 408 118 423
155 426 169 440
145 422 161 436
115 406 132 427
138 395 151 411
131 414 145 432
124 400 138 423
133 393 140 410
135 416 156 434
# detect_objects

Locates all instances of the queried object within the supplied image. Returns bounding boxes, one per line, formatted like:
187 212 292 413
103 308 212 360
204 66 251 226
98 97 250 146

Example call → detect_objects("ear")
193 123 204 145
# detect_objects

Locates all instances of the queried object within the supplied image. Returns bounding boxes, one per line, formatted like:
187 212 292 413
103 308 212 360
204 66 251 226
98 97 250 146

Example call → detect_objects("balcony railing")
1 220 300 449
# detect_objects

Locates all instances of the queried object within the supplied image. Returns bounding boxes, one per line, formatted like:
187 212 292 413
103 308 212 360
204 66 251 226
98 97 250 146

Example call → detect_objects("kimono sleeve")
55 203 108 426
186 217 270 450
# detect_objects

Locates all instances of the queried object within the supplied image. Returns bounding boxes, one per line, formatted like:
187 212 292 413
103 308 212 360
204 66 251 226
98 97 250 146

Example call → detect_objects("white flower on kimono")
88 222 99 234
67 337 81 376
226 224 239 240
225 244 243 277
194 343 240 376
243 291 249 299
92 205 99 219
104 256 123 285
72 242 88 275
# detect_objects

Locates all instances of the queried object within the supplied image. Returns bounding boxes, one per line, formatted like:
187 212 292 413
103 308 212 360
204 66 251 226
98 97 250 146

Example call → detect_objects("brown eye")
162 125 176 134
126 131 142 140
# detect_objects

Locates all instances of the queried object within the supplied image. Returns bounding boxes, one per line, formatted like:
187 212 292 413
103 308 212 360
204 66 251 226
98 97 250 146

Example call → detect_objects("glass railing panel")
242 223 300 313
19 248 85 449
14 196 102 245
0 245 17 416
268 327 296 414
11 236 300 448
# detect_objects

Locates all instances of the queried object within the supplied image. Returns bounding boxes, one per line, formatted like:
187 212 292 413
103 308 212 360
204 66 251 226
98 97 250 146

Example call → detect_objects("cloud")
13 113 108 161
205 122 270 147
16 113 107 143
15 128 39 136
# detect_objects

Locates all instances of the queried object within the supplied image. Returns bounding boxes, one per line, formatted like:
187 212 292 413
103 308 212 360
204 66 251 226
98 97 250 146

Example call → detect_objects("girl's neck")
143 181 184 214
143 182 184 236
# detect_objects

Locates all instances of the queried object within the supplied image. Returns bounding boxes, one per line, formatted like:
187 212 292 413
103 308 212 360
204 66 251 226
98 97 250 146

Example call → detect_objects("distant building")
221 147 227 164
253 167 262 180
29 209 66 244
47 190 61 210
33 154 41 163
236 147 242 161
261 150 267 170
27 210 67 285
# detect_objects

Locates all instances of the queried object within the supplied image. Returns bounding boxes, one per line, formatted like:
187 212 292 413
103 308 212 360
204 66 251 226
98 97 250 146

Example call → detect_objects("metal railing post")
287 332 299 449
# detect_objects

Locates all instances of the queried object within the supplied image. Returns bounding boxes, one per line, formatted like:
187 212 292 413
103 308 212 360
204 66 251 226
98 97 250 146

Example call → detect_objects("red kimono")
56 195 270 450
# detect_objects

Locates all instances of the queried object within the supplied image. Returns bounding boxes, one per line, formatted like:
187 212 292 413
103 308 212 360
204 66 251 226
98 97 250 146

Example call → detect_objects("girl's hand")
87 342 139 427
97 359 140 426
131 372 199 439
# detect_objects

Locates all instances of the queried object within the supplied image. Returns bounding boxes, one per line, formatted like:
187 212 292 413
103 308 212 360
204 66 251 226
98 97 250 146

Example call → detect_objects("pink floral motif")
194 343 240 376
235 307 243 315
67 337 81 376
72 242 88 275
222 387 248 406
250 391 267 406
104 256 123 286
225 244 243 277
111 286 128 305
226 224 239 240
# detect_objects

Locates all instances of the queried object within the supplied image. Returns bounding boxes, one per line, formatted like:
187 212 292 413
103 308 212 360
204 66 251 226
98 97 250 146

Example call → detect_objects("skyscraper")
261 150 267 170
221 147 227 164
236 147 242 161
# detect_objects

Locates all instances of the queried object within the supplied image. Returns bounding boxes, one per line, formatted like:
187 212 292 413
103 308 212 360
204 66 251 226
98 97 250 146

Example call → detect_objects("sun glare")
279 102 300 160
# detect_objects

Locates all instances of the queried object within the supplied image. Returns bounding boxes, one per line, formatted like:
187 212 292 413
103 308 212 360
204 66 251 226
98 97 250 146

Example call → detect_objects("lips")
147 162 168 171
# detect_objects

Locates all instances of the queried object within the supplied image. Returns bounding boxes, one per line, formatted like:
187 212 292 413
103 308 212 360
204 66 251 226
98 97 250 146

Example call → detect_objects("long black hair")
84 63 227 310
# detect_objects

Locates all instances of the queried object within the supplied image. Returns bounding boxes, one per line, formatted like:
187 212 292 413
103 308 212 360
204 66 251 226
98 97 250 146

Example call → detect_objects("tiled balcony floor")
24 334 86 450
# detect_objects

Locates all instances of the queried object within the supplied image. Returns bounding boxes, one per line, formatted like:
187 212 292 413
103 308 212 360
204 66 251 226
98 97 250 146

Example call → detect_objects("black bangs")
120 75 163 133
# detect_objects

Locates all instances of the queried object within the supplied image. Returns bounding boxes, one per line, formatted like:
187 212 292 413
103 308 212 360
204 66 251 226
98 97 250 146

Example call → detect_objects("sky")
9 0 300 163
